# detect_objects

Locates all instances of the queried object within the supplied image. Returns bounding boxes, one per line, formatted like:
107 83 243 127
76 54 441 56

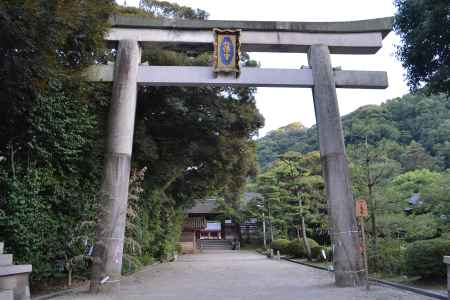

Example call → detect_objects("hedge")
271 239 290 254
405 238 450 278
287 239 320 258
368 239 406 275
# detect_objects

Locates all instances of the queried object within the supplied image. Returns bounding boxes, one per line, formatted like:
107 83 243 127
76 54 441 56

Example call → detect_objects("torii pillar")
90 39 140 293
309 45 364 286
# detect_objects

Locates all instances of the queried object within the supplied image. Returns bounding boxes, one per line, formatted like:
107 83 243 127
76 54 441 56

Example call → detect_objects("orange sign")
356 199 368 218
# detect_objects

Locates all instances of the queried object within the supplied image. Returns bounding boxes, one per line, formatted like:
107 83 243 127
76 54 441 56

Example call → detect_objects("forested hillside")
257 93 450 171
251 92 449 281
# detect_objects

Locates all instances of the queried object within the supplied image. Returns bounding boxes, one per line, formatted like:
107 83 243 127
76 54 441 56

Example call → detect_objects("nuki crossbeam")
86 65 388 89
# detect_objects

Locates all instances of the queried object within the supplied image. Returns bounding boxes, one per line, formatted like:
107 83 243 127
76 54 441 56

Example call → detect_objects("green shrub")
140 255 155 266
405 238 450 279
311 246 324 261
271 239 290 254
287 239 320 258
368 239 406 275
175 243 183 254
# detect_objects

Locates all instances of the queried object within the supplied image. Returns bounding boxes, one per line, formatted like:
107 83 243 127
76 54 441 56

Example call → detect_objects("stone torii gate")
87 15 393 292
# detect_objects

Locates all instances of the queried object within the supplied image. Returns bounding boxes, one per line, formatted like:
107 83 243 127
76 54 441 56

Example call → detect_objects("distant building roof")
404 193 424 214
408 193 421 206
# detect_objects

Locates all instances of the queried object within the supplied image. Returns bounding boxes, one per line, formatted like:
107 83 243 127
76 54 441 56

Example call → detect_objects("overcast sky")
120 0 409 136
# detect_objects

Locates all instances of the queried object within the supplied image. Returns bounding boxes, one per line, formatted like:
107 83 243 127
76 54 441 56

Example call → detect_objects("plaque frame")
213 28 241 77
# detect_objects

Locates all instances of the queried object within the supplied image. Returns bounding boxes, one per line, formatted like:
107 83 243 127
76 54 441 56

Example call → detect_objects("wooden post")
90 39 140 293
356 199 370 290
359 216 370 290
268 202 274 244
262 213 267 249
308 44 365 287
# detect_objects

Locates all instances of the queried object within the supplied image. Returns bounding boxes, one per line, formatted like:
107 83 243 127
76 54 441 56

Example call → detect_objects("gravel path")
52 250 434 300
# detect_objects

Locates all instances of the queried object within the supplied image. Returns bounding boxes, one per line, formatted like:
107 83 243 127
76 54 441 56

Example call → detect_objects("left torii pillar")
90 39 140 293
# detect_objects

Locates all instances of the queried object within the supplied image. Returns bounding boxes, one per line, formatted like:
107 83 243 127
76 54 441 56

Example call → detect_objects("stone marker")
276 250 281 260
0 243 32 300
444 256 450 299
0 290 13 300
0 255 12 266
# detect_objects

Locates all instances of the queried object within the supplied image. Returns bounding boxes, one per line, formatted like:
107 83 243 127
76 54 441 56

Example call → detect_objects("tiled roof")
408 193 421 206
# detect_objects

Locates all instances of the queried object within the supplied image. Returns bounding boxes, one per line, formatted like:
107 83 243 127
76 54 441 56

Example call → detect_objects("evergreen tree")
394 0 450 95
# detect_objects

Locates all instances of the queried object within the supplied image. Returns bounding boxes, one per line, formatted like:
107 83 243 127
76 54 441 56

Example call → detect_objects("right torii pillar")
308 44 365 287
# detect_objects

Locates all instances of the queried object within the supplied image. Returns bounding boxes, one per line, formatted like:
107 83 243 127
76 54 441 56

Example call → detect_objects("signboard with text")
356 199 368 218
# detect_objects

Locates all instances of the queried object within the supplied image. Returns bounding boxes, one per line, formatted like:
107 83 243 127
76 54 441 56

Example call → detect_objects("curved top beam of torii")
110 15 393 35
106 15 394 54
88 15 393 89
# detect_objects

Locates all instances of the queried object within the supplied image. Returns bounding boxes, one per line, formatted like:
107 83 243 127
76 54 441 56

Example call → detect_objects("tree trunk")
368 184 378 266
268 205 274 243
68 268 72 287
10 144 15 178
262 213 267 249
236 221 242 242
365 137 378 256
301 216 312 261
221 221 225 240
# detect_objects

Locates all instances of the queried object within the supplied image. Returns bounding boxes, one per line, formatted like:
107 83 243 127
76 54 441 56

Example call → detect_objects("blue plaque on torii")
213 28 241 77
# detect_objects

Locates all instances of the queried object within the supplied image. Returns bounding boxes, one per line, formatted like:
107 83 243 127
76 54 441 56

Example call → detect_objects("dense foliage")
393 0 450 95
256 122 317 170
257 93 450 170
286 239 320 259
0 0 113 285
139 0 209 20
271 238 324 260
271 239 290 253
0 1 263 288
245 150 327 257
254 92 450 279
405 238 450 278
